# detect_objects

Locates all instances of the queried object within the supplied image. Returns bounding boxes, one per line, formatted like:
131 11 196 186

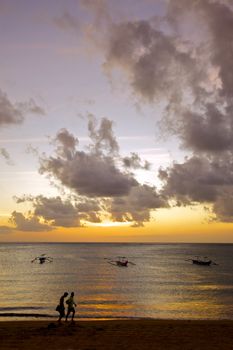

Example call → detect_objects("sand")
1 319 233 350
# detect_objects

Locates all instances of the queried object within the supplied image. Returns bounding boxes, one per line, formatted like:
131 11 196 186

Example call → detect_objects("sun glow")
88 221 131 227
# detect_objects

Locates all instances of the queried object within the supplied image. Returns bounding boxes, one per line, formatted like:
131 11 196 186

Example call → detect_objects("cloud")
104 20 197 102
15 195 80 227
52 128 78 160
213 190 233 222
80 0 233 156
75 0 233 223
76 197 102 223
0 89 45 127
0 89 24 126
111 184 167 226
80 0 112 31
161 0 233 153
39 120 138 197
123 152 150 170
0 147 14 165
9 211 52 232
14 194 103 227
13 184 166 228
175 103 233 153
40 149 137 198
88 115 119 156
53 11 80 32
96 11 233 155
32 196 81 227
24 99 46 116
159 156 219 204
167 0 233 98
36 117 168 226
159 154 233 221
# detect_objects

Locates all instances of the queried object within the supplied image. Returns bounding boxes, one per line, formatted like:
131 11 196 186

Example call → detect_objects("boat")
192 258 212 266
31 254 53 264
106 256 135 267
186 256 217 266
116 257 128 266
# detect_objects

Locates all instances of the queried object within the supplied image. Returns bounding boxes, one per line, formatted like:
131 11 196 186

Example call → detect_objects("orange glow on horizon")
1 204 233 243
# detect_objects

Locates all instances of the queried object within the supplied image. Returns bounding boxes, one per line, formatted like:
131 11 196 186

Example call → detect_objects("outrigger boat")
31 254 53 264
116 257 128 266
186 256 217 266
105 256 135 267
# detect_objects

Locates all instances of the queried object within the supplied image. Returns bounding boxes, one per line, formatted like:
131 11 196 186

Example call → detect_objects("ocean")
0 243 233 320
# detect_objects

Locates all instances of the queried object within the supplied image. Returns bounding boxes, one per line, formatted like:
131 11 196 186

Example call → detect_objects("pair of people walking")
56 291 76 323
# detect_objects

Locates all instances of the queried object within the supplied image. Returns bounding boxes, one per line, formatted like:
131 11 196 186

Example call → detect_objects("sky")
1 0 233 242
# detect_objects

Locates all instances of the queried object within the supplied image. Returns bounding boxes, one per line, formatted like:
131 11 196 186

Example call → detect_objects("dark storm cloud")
0 89 45 127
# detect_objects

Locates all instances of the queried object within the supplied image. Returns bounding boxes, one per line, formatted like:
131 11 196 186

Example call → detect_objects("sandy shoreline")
1 319 233 350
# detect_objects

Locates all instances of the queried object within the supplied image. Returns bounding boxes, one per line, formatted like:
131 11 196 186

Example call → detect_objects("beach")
1 319 233 350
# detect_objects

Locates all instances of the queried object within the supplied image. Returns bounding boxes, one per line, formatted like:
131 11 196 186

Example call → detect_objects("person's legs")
66 310 70 321
71 309 75 322
58 310 64 323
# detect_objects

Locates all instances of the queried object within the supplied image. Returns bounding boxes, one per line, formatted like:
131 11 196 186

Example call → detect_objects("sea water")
0 243 233 320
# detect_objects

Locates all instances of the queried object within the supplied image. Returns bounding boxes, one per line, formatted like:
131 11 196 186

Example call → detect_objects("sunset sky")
1 0 233 242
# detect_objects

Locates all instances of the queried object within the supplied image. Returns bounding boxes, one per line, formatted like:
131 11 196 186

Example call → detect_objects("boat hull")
192 259 212 266
116 261 128 266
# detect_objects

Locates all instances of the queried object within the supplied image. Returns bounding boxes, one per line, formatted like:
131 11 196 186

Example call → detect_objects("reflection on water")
0 243 233 320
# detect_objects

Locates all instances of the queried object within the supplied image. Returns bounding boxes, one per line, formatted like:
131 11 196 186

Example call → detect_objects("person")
65 292 77 322
56 292 68 324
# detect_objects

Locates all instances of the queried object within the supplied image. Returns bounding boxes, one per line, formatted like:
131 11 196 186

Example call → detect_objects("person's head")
71 292 74 297
64 292 68 297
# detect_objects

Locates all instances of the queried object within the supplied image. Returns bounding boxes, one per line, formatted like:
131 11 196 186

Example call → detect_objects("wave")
0 313 53 318
0 306 45 311
0 312 140 319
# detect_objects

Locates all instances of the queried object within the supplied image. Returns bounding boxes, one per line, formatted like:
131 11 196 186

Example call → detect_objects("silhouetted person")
65 292 77 322
57 292 68 323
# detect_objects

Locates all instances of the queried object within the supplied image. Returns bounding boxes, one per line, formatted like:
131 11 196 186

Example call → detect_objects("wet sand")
1 319 233 350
